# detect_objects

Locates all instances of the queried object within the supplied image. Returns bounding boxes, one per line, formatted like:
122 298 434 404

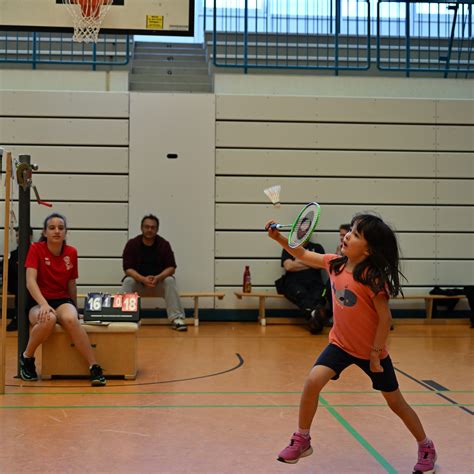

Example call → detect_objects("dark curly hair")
329 213 405 297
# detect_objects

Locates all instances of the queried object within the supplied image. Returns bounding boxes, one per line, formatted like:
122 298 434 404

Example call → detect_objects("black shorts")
315 343 399 392
29 298 76 311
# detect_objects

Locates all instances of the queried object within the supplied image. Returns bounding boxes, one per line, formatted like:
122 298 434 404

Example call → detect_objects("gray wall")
0 90 129 295
213 75 474 312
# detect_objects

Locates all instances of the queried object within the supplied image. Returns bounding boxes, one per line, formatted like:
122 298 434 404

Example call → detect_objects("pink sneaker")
277 432 313 464
413 440 437 473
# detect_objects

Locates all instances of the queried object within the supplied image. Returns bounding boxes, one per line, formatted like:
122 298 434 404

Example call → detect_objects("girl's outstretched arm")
265 220 325 269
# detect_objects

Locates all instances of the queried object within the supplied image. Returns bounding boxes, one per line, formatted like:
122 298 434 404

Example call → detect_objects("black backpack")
429 286 463 316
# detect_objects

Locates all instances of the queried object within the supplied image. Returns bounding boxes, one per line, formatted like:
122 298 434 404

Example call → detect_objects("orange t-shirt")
323 254 389 360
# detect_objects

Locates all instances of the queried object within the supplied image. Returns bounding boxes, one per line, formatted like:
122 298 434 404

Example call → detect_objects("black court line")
395 367 473 416
6 353 244 389
422 380 449 392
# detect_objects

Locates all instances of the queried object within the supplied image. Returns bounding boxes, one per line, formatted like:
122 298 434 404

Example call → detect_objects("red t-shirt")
25 241 78 300
323 254 389 360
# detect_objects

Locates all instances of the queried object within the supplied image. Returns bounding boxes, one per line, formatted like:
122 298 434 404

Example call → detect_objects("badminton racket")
269 202 321 248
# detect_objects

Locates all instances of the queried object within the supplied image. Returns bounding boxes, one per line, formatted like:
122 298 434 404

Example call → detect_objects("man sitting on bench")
276 241 328 334
121 214 187 331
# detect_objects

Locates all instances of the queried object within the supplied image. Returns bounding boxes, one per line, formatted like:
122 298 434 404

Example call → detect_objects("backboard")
0 0 194 36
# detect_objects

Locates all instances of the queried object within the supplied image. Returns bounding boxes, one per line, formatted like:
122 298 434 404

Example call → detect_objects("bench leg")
193 296 199 327
425 298 434 321
258 297 266 326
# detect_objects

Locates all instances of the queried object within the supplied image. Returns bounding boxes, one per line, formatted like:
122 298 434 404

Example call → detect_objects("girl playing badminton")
20 213 106 386
266 213 437 474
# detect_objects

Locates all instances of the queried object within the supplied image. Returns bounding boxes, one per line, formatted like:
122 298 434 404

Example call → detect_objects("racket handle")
270 224 292 230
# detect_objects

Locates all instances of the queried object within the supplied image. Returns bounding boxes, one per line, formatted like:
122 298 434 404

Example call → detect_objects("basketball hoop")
63 0 113 43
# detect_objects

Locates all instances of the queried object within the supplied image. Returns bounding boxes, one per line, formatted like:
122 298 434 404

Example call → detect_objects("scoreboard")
83 292 140 322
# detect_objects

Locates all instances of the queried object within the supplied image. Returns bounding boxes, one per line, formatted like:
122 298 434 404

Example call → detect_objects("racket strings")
288 203 321 248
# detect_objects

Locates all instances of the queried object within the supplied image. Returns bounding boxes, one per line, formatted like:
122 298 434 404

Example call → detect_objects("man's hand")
284 259 311 272
142 275 156 288
151 275 162 286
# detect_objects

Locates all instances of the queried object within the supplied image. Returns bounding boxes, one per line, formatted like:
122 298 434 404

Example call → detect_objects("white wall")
214 74 474 99
0 70 128 92
128 93 215 302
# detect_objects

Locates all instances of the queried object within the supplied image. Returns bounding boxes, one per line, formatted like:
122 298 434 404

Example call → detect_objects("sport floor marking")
320 396 397 474
3 390 473 395
395 367 474 415
1 403 472 408
3 396 472 471
3 355 472 472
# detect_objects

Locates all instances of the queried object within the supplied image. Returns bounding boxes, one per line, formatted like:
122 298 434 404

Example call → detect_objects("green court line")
319 396 397 474
3 389 473 396
1 403 471 409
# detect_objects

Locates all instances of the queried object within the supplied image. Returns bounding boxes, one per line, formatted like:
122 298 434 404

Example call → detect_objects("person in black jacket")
278 241 328 334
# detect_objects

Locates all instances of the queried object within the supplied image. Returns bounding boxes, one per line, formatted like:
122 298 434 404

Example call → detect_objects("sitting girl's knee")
58 313 79 327
33 315 57 330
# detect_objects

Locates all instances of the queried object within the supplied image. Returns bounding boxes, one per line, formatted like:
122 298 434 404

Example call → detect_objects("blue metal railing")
377 0 473 76
0 31 132 69
204 0 473 76
209 0 371 71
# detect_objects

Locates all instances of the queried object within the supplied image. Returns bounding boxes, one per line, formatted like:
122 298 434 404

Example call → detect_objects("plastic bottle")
243 265 252 293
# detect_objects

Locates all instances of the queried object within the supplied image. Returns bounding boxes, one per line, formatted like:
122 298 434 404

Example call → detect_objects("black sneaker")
6 318 18 332
308 305 326 335
172 318 187 331
90 364 106 386
20 353 38 381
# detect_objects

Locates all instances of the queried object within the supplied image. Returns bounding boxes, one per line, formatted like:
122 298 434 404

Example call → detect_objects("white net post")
63 0 113 43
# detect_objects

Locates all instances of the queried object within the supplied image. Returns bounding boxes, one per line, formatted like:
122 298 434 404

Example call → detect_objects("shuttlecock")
264 185 281 207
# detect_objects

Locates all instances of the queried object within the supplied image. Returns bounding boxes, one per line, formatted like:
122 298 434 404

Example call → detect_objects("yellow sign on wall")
146 15 164 30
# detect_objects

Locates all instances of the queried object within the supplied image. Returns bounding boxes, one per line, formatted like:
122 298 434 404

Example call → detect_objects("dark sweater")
122 234 177 276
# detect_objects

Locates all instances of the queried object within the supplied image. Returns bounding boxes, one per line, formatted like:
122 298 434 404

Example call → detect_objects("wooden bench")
0 294 16 309
179 292 225 326
41 321 139 380
392 294 467 321
236 291 468 326
78 292 225 327
235 291 288 326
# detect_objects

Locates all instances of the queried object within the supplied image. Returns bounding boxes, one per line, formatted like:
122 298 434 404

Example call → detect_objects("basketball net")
63 0 113 43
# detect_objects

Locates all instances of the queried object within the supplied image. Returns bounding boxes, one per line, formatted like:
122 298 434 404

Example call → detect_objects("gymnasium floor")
1 322 473 473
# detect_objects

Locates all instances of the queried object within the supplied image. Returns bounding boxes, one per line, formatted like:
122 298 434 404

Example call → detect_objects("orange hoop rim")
75 0 106 18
